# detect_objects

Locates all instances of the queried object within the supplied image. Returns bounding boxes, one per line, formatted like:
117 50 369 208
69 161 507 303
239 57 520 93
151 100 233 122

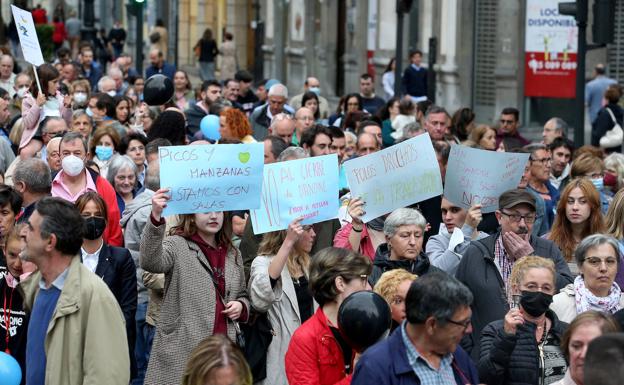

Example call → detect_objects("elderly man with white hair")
98 76 117 97
108 66 127 96
0 55 16 98
250 83 295 140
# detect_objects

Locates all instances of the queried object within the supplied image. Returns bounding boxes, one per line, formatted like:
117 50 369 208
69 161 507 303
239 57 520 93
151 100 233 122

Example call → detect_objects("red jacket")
285 307 353 385
90 168 124 247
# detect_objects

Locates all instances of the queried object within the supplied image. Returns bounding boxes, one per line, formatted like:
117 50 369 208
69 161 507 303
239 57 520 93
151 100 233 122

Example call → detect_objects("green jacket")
20 256 130 385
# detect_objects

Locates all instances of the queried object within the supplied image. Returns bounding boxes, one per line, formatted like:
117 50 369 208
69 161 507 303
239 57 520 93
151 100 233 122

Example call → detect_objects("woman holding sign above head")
248 216 317 385
333 197 385 261
19 63 73 160
426 197 489 275
140 188 250 385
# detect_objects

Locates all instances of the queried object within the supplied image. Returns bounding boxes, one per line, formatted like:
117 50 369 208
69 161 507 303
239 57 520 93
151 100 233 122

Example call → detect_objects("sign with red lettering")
343 134 442 223
524 0 578 98
250 154 339 234
444 145 530 213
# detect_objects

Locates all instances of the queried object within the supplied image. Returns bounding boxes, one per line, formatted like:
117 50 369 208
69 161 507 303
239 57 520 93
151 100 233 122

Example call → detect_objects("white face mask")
61 154 85 177
106 90 117 97
74 92 87 104
16 86 29 99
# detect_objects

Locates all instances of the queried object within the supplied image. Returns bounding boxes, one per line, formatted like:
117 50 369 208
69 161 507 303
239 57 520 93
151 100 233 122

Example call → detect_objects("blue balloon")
0 351 22 385
200 114 221 141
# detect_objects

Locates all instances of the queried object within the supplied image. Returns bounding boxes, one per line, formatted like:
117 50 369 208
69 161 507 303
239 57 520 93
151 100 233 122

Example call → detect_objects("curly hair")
549 178 605 261
373 269 417 302
509 256 556 299
221 108 253 140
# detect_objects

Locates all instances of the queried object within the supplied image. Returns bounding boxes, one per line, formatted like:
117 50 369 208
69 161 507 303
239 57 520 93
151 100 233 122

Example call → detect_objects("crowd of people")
0 7 623 384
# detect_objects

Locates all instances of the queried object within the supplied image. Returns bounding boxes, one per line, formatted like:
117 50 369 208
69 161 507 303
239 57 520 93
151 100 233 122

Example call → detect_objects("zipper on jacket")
538 337 546 385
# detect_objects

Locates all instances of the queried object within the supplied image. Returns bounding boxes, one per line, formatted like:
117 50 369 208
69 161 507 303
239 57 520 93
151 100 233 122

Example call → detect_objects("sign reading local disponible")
159 144 264 215
343 134 442 223
444 145 530 213
11 5 45 66
524 0 578 98
250 154 339 234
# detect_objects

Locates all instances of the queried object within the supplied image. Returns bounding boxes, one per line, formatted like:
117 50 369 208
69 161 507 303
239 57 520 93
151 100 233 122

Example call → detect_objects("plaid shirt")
494 234 514 299
401 321 456 384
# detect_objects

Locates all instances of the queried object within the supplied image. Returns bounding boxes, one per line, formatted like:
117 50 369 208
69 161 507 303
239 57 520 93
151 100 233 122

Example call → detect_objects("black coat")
369 243 443 287
455 233 573 360
478 310 567 385
401 65 428 98
591 102 623 152
91 243 138 377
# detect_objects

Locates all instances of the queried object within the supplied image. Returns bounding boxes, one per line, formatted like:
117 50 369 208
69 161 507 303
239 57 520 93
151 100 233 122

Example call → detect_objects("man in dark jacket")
185 80 222 136
352 272 479 385
455 189 573 360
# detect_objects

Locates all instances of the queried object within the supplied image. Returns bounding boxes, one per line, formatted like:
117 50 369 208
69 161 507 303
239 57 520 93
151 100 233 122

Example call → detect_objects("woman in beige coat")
249 217 317 385
140 188 249 385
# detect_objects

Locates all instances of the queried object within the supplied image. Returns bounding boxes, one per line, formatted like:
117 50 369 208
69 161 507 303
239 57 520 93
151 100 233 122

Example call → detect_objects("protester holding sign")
20 64 72 159
248 217 317 385
140 188 250 385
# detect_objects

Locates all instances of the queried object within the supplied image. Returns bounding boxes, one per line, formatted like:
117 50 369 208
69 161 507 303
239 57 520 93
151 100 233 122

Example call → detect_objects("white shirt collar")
81 240 104 273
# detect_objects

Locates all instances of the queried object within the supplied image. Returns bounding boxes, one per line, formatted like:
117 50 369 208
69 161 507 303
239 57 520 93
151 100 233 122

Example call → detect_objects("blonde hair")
374 269 417 303
181 334 252 385
258 229 310 278
509 256 556 299
606 189 624 239
8 118 24 147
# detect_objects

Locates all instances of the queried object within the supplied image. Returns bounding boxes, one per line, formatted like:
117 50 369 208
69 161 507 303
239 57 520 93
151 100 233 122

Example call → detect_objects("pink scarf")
574 275 622 314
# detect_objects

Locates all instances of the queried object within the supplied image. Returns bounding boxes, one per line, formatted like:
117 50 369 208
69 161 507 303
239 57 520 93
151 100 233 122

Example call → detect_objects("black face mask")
520 290 553 317
84 216 107 240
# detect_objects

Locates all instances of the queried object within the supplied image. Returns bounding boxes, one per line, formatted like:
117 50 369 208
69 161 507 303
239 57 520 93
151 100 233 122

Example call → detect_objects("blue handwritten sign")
250 154 339 234
343 134 442 223
159 144 264 215
444 145 530 213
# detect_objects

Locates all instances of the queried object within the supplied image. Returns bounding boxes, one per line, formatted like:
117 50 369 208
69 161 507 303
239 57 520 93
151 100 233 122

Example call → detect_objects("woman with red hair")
546 178 605 275
219 108 256 143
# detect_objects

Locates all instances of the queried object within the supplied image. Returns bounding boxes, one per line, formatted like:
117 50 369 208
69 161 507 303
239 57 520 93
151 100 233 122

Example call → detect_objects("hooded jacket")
369 243 442 287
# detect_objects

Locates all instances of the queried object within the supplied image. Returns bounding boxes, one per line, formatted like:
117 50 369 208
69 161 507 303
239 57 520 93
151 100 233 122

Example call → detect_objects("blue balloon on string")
200 114 221 141
0 351 22 385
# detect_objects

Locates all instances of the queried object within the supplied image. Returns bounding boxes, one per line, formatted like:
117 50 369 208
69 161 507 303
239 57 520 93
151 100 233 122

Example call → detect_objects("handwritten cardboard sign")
250 154 339 234
444 145 530 213
11 5 44 66
159 144 264 215
343 134 443 222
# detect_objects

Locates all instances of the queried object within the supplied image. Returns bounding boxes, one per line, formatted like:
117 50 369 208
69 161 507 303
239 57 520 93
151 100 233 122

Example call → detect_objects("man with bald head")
288 76 330 119
356 132 380 156
0 55 16 98
145 48 176 80
270 113 296 144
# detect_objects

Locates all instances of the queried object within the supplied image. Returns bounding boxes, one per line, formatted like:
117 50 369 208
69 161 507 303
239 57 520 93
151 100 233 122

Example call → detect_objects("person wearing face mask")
551 234 624 323
368 208 441 288
456 189 573 360
10 73 32 119
603 152 624 194
51 132 123 247
140 188 250 385
570 153 612 214
20 64 72 160
70 79 91 109
89 126 120 179
75 191 138 379
478 255 568 385
0 225 37 383
288 77 330 119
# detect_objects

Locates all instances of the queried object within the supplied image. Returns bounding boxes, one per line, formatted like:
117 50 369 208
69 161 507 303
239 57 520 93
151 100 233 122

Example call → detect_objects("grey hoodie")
120 189 154 303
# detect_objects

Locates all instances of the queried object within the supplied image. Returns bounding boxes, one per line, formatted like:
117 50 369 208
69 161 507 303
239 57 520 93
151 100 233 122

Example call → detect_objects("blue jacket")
352 327 479 385
145 62 176 80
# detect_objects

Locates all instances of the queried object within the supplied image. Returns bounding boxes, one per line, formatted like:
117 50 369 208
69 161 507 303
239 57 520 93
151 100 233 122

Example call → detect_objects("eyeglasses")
530 157 552 165
500 211 536 224
445 317 471 330
583 256 618 268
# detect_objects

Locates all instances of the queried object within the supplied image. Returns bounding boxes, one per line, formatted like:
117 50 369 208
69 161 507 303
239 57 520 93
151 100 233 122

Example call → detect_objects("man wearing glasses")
523 144 560 229
455 189 573 360
496 107 530 150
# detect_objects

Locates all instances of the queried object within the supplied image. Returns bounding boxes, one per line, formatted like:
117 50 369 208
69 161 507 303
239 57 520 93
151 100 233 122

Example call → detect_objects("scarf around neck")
574 275 622 314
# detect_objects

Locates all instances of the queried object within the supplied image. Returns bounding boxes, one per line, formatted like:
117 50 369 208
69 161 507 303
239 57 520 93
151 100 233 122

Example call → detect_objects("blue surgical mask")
308 86 321 96
85 107 94 117
95 145 114 161
591 177 604 191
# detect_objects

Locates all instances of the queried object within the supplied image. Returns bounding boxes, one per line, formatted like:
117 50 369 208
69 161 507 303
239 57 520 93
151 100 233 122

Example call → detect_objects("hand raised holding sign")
151 188 171 221
465 204 483 230
347 197 366 227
